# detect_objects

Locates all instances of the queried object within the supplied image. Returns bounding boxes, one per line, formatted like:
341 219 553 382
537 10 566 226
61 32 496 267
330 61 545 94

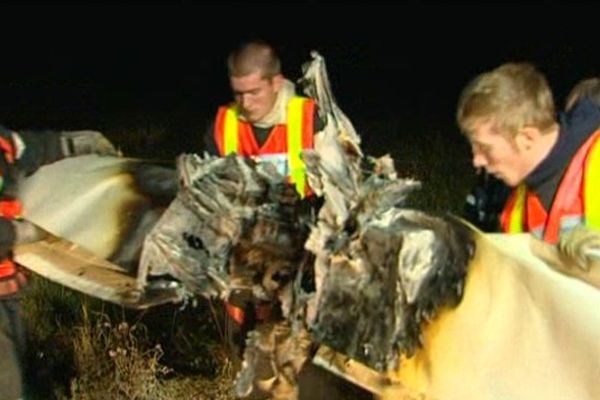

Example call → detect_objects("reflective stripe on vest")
585 134 600 229
503 130 600 240
0 259 17 279
0 262 27 296
0 135 15 164
0 199 22 219
219 96 311 197
0 135 25 296
0 198 24 296
223 107 239 155
507 184 527 233
287 97 306 197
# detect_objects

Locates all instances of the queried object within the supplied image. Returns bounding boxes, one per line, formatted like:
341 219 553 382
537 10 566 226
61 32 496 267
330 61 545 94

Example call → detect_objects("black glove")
463 172 511 232
59 130 118 157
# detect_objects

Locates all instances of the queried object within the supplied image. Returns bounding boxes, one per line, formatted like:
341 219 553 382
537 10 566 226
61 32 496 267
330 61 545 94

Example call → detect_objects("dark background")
1 1 599 157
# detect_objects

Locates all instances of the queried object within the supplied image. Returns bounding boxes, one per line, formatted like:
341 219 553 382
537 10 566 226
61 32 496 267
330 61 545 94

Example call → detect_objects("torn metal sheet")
140 153 311 303
307 209 474 372
14 233 184 309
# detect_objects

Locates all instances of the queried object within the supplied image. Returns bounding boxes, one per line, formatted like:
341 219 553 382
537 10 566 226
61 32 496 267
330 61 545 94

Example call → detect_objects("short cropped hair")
227 40 281 79
457 62 556 138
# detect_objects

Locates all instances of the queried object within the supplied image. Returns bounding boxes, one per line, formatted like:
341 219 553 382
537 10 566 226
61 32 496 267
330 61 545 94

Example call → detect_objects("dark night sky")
1 1 599 155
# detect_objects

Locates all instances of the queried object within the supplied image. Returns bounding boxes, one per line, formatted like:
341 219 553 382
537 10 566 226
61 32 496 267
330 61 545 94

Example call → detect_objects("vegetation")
23 276 234 400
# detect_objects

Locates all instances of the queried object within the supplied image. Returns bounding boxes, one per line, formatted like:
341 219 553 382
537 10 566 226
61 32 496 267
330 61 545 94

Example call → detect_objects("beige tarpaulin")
378 231 600 400
14 154 183 308
18 155 150 259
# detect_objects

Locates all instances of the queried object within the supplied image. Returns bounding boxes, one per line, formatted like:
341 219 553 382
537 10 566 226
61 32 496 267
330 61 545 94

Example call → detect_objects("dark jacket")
526 97 600 210
463 171 511 232
463 97 600 233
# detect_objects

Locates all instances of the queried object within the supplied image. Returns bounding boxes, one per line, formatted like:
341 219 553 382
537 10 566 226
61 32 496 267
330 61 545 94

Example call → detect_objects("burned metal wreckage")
14 53 600 400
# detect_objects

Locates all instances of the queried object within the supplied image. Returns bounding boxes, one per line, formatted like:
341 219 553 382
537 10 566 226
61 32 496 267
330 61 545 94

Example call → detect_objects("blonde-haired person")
462 75 600 234
457 62 600 244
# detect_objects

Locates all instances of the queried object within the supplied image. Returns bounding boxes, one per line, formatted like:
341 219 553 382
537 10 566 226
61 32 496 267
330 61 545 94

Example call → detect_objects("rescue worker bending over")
457 63 600 243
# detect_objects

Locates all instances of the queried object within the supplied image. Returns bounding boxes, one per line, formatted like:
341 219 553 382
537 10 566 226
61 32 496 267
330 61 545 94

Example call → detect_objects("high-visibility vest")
501 129 600 243
213 96 315 198
0 134 26 297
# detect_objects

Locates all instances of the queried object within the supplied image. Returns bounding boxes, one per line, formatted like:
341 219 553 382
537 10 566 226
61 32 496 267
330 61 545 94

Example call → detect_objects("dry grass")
61 307 237 400
22 276 236 400
67 308 169 400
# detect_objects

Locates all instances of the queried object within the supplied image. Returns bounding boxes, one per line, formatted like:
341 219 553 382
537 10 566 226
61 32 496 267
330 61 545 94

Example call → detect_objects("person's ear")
271 74 284 91
515 126 539 152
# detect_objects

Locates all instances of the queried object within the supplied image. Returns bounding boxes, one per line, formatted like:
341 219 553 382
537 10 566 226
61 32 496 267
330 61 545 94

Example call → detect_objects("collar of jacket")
526 97 600 190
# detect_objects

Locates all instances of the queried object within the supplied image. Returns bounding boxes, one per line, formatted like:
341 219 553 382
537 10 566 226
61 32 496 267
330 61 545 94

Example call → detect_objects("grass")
18 112 475 399
23 275 236 400
67 310 170 400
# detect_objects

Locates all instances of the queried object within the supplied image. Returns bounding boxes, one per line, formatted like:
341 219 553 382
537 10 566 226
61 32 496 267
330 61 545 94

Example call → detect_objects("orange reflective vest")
501 129 600 243
0 134 26 296
213 96 315 198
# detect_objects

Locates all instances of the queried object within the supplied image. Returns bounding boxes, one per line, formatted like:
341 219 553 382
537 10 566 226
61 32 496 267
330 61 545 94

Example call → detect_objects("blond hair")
565 77 600 111
456 62 557 138
227 40 281 79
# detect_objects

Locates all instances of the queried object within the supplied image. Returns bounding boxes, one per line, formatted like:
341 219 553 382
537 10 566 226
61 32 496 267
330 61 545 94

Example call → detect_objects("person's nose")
238 94 250 109
472 151 487 169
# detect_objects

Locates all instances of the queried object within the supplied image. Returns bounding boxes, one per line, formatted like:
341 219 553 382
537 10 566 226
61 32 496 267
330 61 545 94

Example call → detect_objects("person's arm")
15 129 116 175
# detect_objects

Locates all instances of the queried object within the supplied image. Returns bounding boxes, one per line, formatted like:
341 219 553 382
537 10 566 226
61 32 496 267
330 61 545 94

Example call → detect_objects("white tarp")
14 154 183 307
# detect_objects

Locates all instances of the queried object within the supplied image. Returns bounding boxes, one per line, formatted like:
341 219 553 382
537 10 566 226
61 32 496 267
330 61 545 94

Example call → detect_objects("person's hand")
557 225 600 271
60 130 119 157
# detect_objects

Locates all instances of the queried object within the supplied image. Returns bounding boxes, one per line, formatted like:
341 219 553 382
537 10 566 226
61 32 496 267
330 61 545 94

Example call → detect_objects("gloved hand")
59 130 118 157
557 225 600 271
